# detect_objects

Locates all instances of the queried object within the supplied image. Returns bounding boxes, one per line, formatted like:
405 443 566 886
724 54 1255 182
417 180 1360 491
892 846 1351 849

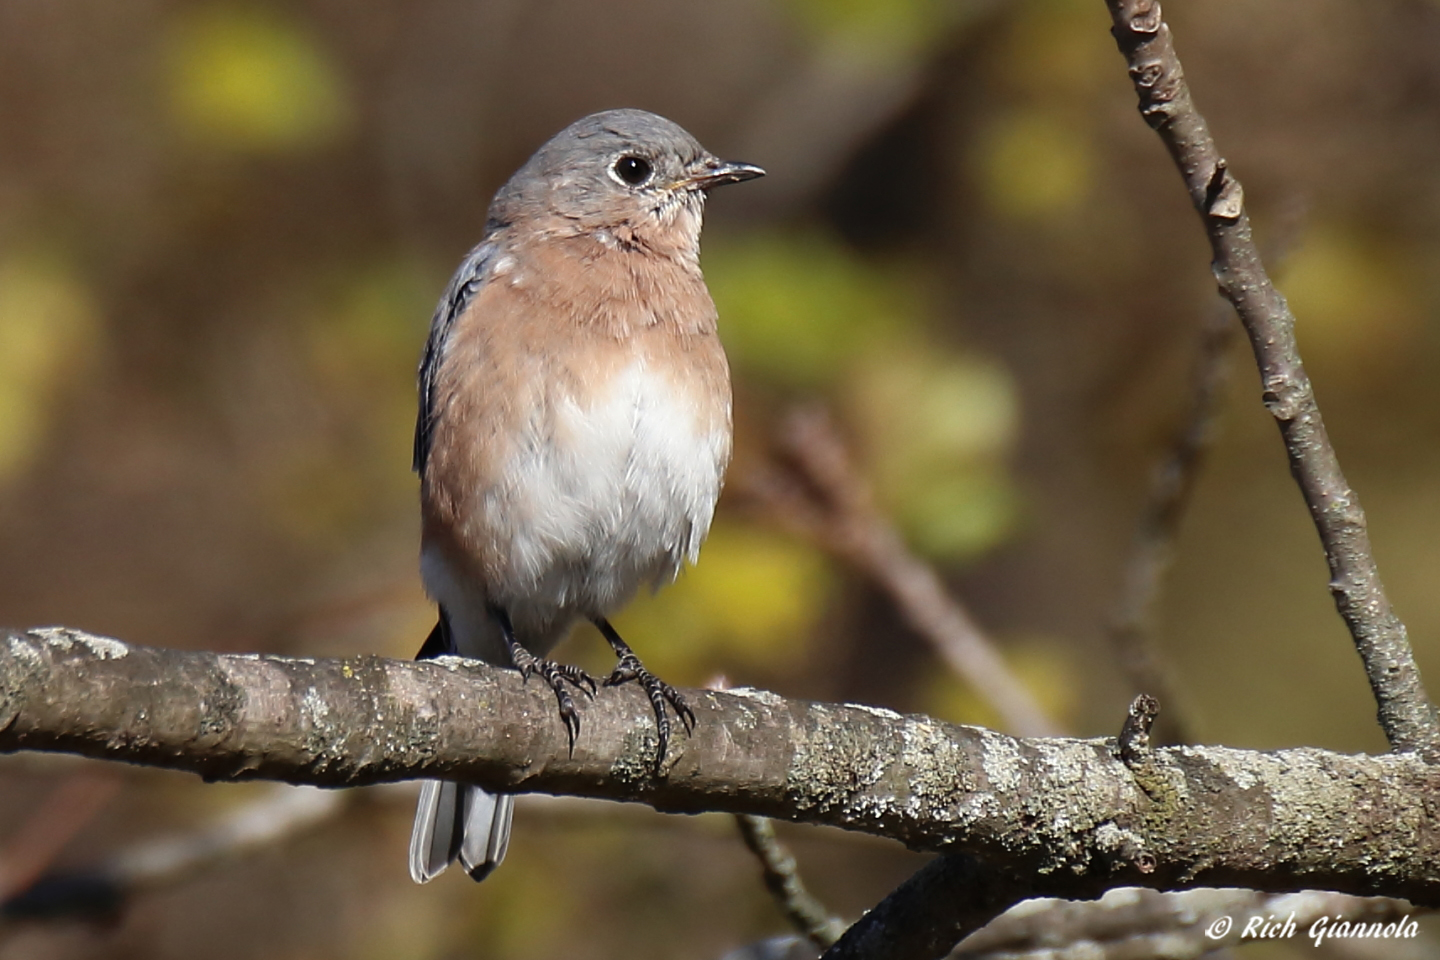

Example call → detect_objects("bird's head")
489 109 764 258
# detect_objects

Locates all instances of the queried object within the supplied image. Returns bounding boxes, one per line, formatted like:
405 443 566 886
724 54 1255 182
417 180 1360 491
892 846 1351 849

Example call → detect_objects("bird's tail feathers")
459 790 513 880
409 781 514 884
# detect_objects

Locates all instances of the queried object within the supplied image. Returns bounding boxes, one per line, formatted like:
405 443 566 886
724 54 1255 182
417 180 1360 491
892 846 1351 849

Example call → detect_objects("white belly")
479 360 727 637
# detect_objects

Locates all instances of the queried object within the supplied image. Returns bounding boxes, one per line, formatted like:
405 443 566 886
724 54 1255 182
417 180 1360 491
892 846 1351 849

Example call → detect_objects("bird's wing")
414 241 499 475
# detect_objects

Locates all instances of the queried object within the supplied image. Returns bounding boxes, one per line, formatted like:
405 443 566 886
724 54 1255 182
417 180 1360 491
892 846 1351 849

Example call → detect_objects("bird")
407 109 764 884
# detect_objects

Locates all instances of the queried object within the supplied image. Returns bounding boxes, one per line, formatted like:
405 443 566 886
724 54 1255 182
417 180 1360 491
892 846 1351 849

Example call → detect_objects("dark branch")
822 855 1030 960
736 814 845 949
1101 0 1440 755
3 627 1440 906
728 888 1421 960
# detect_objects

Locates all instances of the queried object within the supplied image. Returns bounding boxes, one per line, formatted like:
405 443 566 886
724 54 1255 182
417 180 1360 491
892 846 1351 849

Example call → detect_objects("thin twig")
711 666 845 946
742 406 1061 739
1102 0 1440 756
108 785 345 892
1 784 348 923
735 815 846 950
1106 202 1306 749
1116 693 1160 771
0 770 122 902
733 408 1058 949
1107 297 1235 745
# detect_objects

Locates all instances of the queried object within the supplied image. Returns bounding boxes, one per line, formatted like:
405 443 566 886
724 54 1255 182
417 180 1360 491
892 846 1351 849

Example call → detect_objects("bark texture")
3 627 1439 905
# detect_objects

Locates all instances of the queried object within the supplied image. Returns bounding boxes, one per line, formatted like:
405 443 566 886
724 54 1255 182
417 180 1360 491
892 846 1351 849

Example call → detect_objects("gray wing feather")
413 241 499 475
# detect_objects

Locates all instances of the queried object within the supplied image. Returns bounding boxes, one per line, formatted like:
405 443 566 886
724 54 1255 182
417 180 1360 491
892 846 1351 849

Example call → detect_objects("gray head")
487 109 763 252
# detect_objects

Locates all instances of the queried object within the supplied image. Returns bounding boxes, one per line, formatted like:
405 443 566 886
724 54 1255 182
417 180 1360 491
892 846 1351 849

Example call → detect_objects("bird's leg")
593 617 696 768
492 606 596 753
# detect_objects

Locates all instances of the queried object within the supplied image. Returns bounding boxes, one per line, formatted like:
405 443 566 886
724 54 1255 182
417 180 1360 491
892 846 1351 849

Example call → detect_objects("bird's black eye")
613 155 653 186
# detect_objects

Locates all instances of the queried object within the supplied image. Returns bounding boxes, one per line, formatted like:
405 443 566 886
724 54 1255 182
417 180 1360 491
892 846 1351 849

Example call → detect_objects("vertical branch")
1102 0 1440 755
1107 298 1235 745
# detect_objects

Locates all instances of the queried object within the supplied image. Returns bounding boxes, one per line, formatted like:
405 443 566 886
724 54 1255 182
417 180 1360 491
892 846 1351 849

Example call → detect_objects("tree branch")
3 627 1439 906
1107 298 1235 746
1101 0 1440 755
823 855 1030 960
2 783 346 923
736 814 846 950
742 407 1060 739
953 888 1418 959
725 888 1423 960
824 699 1171 960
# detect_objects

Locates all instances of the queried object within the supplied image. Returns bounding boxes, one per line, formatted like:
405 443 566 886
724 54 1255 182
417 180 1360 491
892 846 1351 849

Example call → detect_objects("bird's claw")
512 646 596 694
510 647 596 754
606 653 695 769
557 661 599 697
557 691 581 754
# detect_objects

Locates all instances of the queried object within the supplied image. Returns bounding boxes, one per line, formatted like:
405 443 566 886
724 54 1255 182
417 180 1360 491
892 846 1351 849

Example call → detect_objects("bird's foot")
508 640 596 754
603 651 696 769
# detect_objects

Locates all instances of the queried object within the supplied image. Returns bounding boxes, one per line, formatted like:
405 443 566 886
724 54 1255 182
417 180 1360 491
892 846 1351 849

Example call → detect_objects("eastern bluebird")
407 109 763 883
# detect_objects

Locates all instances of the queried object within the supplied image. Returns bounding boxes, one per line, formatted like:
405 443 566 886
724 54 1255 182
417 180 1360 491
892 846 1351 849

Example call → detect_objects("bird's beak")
678 158 766 191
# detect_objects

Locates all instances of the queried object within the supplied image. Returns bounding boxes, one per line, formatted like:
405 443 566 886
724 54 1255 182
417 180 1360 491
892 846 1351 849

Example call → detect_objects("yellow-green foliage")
1282 224 1424 375
920 634 1078 729
258 256 438 545
706 232 913 390
974 109 1095 222
708 231 1021 560
781 0 973 63
850 345 1020 559
0 248 101 480
164 4 352 154
608 522 835 684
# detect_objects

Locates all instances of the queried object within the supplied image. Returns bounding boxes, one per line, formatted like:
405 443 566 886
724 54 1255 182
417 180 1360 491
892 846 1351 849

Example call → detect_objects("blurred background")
3 0 1440 957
